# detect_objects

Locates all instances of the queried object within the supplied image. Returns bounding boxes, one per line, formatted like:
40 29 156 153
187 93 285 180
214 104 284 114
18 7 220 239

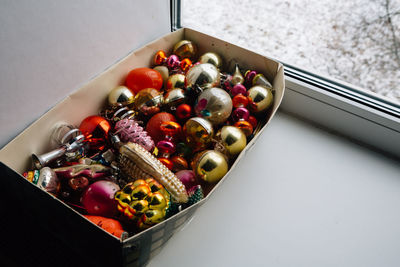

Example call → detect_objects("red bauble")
125 67 163 94
81 180 120 217
146 112 176 143
176 104 192 120
79 115 111 151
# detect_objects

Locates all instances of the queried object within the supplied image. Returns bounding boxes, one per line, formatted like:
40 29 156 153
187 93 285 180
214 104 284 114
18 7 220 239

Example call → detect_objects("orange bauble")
125 67 163 94
146 112 176 143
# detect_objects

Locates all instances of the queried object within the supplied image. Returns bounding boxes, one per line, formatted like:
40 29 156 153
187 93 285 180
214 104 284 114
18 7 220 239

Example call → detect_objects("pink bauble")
176 170 199 190
81 180 120 217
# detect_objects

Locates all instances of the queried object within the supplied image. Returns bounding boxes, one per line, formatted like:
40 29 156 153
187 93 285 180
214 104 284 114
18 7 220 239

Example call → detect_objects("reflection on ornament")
192 150 228 183
231 64 244 85
125 67 163 94
172 40 197 60
183 117 214 151
218 126 247 156
195 87 232 125
134 88 163 116
166 74 186 91
186 63 220 89
199 52 223 69
248 86 273 113
79 115 111 151
108 85 135 107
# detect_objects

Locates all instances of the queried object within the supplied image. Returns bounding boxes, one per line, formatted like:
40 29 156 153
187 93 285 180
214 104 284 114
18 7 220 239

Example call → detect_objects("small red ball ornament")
146 112 177 143
125 67 163 94
176 104 192 120
79 115 111 151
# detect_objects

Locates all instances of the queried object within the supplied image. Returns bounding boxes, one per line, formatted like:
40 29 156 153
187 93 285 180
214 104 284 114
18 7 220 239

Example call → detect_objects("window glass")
182 0 400 104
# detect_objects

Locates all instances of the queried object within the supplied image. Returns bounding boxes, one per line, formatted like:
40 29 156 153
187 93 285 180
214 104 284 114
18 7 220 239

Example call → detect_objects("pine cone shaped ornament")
115 118 155 151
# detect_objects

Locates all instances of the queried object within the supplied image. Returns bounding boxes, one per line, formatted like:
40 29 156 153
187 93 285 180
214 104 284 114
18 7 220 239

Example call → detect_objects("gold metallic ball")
134 88 164 115
248 85 273 113
219 126 247 156
199 52 223 69
172 40 197 60
183 117 214 151
166 73 186 91
193 150 228 183
164 88 186 107
186 63 220 89
108 86 135 106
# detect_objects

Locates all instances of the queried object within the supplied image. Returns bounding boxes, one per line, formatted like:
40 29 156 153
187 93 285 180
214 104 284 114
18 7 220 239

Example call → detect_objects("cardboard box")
0 28 284 266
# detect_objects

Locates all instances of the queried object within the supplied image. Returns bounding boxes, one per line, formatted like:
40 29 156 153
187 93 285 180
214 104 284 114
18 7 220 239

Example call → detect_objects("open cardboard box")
0 28 284 266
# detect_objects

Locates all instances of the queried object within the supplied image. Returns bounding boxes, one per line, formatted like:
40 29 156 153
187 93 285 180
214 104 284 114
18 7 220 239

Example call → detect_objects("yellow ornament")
192 150 228 183
219 126 247 156
183 117 214 151
172 40 197 60
108 85 135 106
248 85 273 113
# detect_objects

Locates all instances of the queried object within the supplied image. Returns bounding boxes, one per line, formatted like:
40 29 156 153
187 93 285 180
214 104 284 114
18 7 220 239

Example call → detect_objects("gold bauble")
186 63 220 89
193 150 228 183
219 126 247 156
248 86 273 113
164 88 186 107
108 86 135 106
172 40 197 60
166 73 186 91
134 88 164 115
183 117 214 151
199 52 223 69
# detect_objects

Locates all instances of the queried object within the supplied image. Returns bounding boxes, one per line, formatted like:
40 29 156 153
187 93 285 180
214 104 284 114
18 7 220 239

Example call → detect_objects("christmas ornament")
146 112 176 143
199 52 223 69
195 87 233 125
172 40 197 60
50 122 80 148
180 58 193 72
232 94 249 108
170 155 189 172
231 63 244 85
117 142 188 203
231 84 247 97
153 66 169 86
125 67 163 94
114 178 170 229
253 73 273 89
183 117 214 151
248 115 258 128
79 115 111 151
100 106 135 124
84 215 127 239
192 150 228 183
232 107 250 122
114 118 155 151
108 85 135 107
54 164 112 180
166 55 180 70
176 104 192 120
154 50 168 65
234 120 253 137
163 88 186 108
32 129 85 169
166 73 186 91
218 126 247 156
244 70 257 87
187 185 204 206
186 63 220 90
23 167 60 195
81 180 120 217
248 85 273 113
175 170 199 191
158 157 174 170
134 88 163 116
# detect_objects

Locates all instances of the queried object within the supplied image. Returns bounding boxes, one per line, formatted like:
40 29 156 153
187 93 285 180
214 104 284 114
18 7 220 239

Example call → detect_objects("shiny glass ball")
172 40 197 60
134 88 164 116
166 74 186 91
108 85 135 107
186 63 220 89
199 52 223 69
183 117 214 151
248 86 273 113
163 88 186 108
195 87 233 125
192 150 228 183
219 126 247 156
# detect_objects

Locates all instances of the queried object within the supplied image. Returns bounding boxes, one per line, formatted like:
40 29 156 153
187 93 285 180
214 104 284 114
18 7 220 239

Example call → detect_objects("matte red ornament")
79 115 111 151
84 215 126 239
146 112 177 143
176 104 192 120
81 180 120 217
125 67 163 94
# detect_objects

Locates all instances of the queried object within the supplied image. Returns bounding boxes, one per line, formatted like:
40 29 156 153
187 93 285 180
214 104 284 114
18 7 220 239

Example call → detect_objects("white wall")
0 0 170 147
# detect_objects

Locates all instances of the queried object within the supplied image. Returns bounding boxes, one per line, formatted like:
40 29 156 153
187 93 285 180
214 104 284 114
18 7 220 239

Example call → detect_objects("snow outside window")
182 0 400 104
